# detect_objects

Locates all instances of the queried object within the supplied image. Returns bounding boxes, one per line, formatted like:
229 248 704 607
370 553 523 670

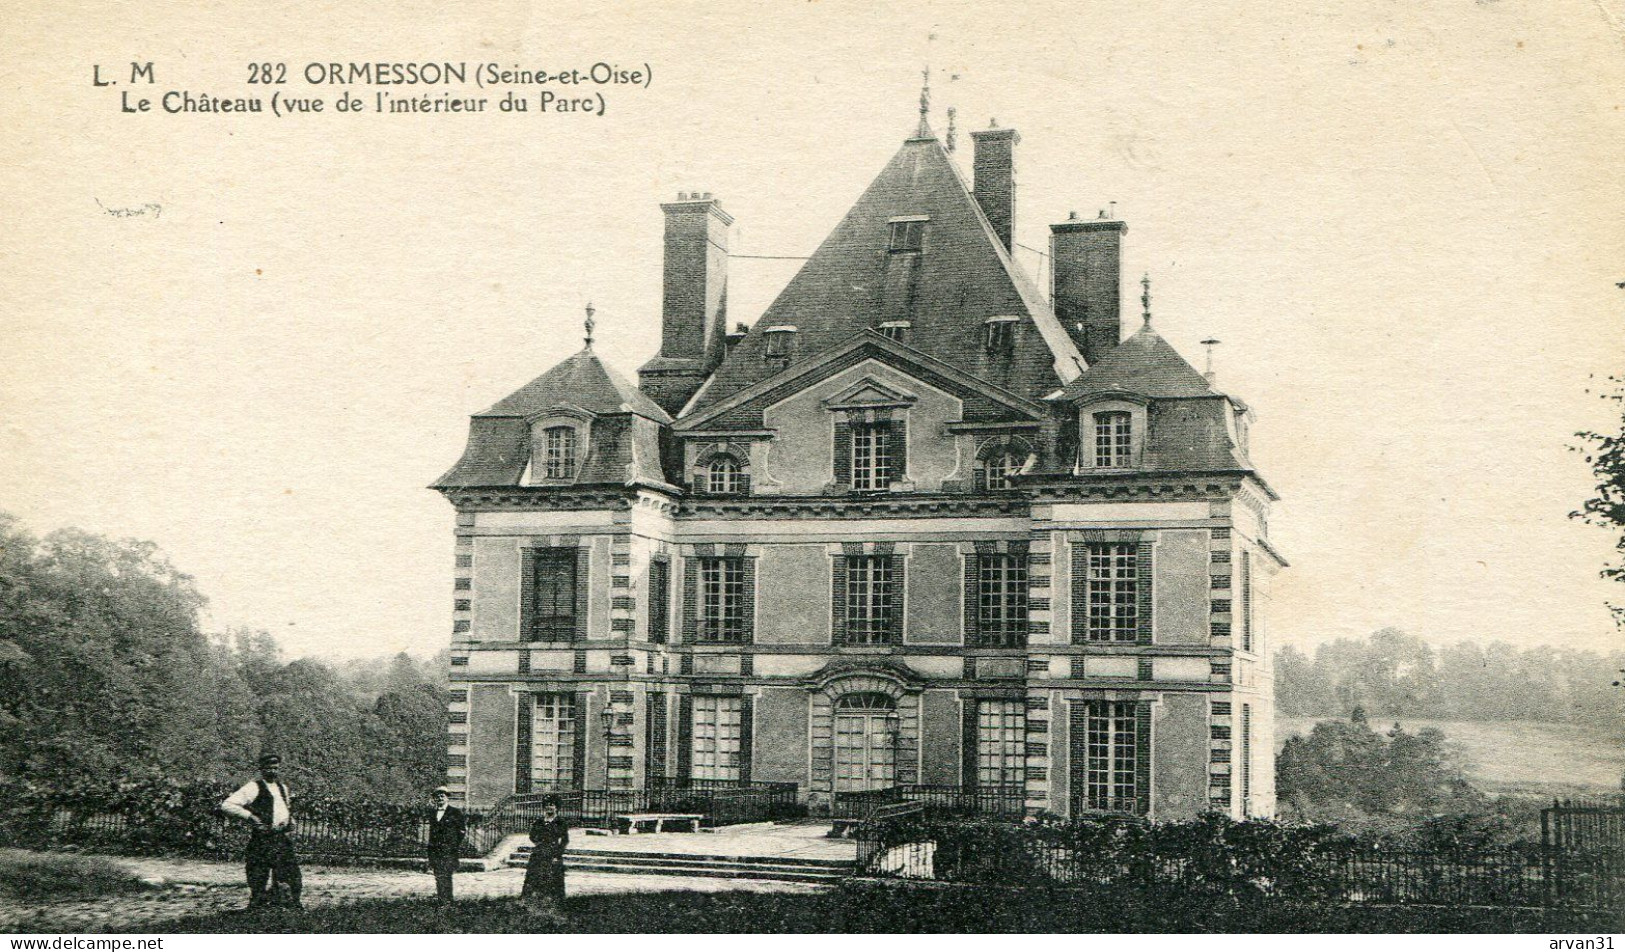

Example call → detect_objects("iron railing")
833 784 1027 820
467 779 801 854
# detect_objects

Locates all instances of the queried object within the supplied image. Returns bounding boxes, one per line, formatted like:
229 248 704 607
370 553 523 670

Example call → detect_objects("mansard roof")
432 347 672 490
680 131 1082 420
1052 325 1216 402
479 348 671 422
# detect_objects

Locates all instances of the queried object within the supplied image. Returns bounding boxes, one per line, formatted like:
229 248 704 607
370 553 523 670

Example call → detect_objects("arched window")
543 426 577 479
706 454 745 495
1092 411 1132 468
984 452 1023 491
835 692 897 712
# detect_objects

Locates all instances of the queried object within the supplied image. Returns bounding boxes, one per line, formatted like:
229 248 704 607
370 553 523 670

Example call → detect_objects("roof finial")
945 106 957 152
1200 338 1221 385
916 66 932 137
583 301 596 349
1140 273 1152 326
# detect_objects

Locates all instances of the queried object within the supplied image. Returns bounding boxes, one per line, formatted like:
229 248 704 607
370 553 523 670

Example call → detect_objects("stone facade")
435 112 1282 821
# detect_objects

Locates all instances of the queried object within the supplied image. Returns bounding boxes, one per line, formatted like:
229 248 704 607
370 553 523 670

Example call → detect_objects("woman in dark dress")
521 799 569 904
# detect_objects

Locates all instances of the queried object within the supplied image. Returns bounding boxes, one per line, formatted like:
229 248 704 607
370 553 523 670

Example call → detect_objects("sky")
2 0 1622 660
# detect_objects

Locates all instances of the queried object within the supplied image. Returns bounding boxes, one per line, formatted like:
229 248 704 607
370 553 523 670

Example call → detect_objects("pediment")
674 333 1045 432
823 376 918 411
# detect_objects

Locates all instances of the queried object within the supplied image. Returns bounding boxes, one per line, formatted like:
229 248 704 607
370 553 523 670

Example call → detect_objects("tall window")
706 455 745 495
851 423 893 491
1083 700 1138 813
532 693 577 787
691 695 744 781
543 426 577 479
648 558 670 644
1086 543 1139 643
984 319 1016 353
889 219 926 252
1241 703 1252 813
976 554 1029 647
1093 411 1132 468
528 548 577 642
1241 550 1253 653
984 452 1022 491
697 557 747 643
975 699 1026 790
844 555 896 645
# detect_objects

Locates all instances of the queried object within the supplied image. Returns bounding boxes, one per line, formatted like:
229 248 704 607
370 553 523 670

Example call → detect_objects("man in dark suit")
427 786 466 903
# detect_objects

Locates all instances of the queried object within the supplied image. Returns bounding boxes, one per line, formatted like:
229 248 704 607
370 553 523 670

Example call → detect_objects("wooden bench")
615 812 706 834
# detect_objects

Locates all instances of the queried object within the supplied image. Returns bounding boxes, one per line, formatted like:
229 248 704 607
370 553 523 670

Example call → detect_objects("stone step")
504 848 854 883
511 846 852 870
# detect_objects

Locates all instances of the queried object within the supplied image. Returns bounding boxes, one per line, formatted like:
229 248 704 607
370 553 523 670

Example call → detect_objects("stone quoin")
433 99 1283 821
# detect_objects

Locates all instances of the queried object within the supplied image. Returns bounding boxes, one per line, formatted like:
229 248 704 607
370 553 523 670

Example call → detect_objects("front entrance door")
833 693 898 793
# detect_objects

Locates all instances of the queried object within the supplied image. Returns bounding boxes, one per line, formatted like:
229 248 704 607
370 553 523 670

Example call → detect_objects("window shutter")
738 696 754 784
646 692 667 783
676 695 694 782
572 547 591 641
682 558 698 643
973 459 987 492
831 556 848 644
962 701 979 791
888 419 908 484
515 695 533 794
963 553 980 646
1134 701 1152 815
1136 541 1154 645
740 557 756 644
519 550 536 643
832 420 852 489
572 693 589 789
887 554 906 644
1071 543 1089 645
1241 550 1252 652
738 472 752 495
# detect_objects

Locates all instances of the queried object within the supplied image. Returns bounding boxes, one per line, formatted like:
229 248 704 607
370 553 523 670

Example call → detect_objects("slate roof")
432 348 672 490
1052 325 1216 401
479 348 671 422
681 130 1082 419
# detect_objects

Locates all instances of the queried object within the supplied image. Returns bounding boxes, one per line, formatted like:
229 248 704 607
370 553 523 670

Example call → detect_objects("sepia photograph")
1 0 1621 938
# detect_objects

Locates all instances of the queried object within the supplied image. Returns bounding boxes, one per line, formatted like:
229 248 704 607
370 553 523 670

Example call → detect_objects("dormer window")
888 216 928 253
984 316 1018 354
985 452 1022 491
1093 411 1132 468
878 321 911 343
543 425 577 479
764 325 797 362
706 454 746 495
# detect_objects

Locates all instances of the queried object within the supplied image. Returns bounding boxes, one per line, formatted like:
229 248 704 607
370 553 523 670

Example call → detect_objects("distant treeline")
1275 627 1625 726
0 512 447 804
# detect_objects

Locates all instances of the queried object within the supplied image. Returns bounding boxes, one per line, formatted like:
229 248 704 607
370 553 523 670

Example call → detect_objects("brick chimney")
970 126 1018 253
1050 212 1126 364
638 192 732 416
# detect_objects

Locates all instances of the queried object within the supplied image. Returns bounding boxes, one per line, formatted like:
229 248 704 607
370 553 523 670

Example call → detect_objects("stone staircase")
506 844 854 884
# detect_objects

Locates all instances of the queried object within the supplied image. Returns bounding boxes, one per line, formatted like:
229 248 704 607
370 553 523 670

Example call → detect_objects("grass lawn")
1276 717 1625 795
133 884 1620 934
0 849 153 903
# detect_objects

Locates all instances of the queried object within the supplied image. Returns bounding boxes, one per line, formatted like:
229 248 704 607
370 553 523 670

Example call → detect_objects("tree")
1573 373 1625 629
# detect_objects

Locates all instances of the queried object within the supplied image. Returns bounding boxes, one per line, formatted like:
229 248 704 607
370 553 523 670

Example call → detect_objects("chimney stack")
970 124 1019 253
638 193 732 415
1050 212 1126 364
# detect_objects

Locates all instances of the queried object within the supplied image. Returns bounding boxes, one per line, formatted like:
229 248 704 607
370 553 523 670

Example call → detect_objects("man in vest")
426 786 466 903
221 753 303 910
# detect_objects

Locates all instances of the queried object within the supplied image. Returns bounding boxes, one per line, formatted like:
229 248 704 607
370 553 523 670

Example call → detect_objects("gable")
676 334 1045 433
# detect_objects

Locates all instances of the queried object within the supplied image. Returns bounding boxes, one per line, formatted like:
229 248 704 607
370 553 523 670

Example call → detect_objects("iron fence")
853 815 1624 911
1543 798 1625 857
466 780 801 854
833 784 1027 820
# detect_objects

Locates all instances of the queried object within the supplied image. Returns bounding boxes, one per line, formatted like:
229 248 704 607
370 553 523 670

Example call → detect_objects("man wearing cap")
426 786 466 903
220 754 303 910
